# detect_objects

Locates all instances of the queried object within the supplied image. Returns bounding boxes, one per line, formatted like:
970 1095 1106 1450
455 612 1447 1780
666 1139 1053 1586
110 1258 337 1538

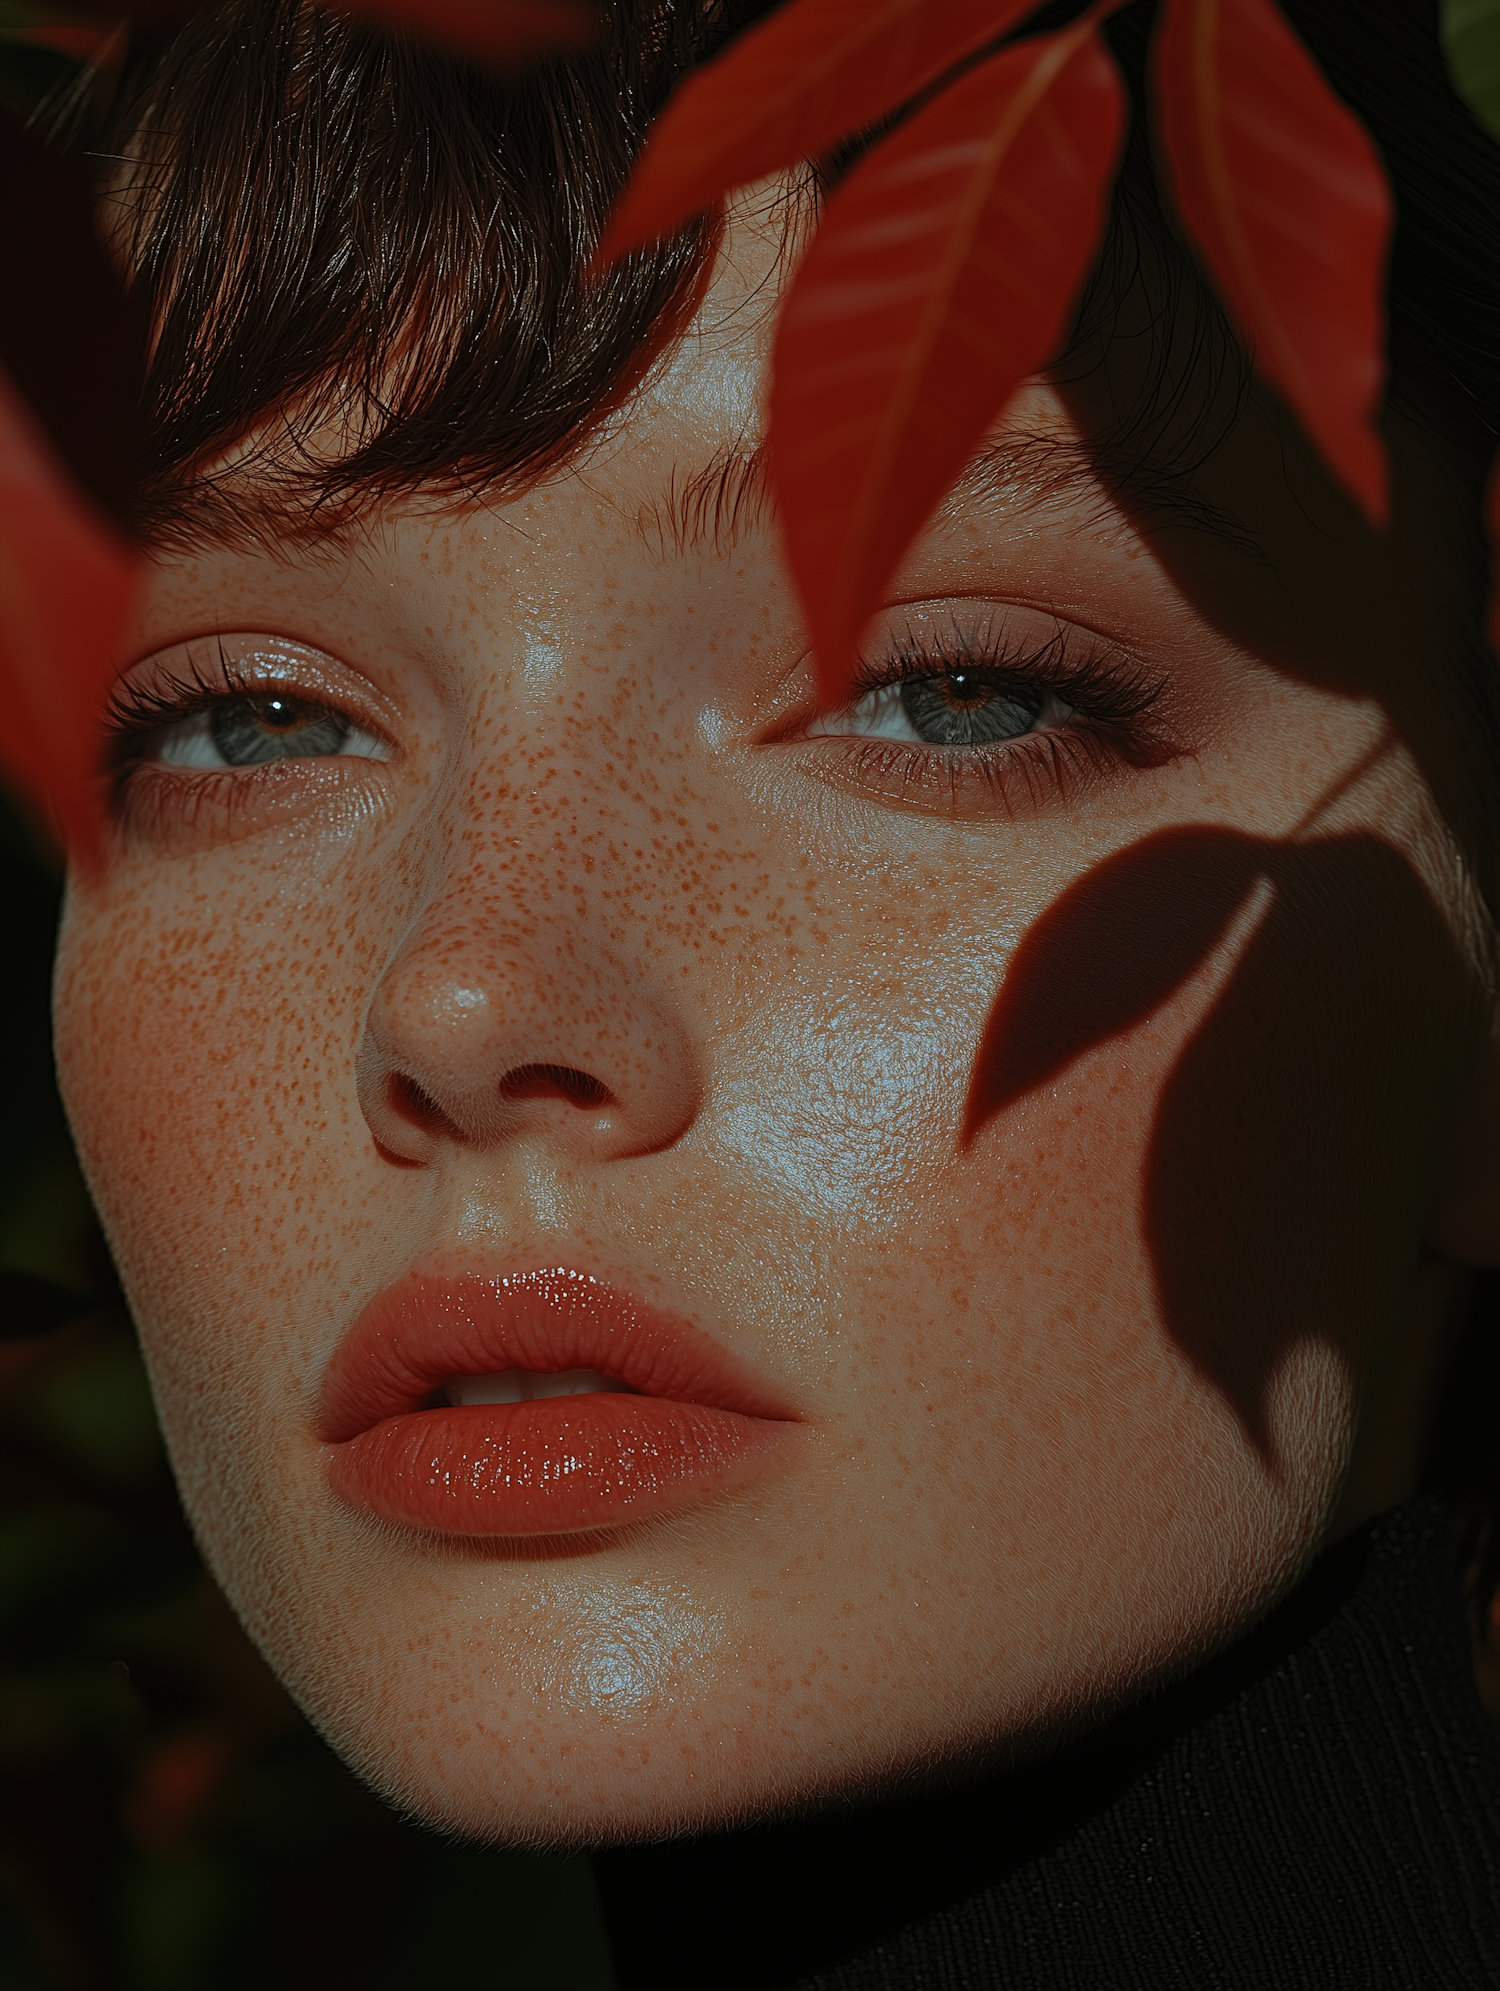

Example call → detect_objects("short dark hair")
100 0 743 546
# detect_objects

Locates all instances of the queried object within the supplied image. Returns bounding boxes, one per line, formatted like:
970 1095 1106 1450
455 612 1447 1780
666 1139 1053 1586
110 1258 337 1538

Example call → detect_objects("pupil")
941 672 990 713
900 672 1041 748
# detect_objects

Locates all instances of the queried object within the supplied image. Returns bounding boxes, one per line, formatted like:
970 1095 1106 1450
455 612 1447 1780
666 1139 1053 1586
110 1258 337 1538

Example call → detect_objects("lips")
320 1266 798 1536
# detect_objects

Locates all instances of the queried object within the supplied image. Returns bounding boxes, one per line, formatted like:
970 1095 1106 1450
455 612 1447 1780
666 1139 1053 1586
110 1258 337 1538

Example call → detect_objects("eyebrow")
150 403 1259 568
641 426 1262 565
960 431 1265 559
637 444 774 559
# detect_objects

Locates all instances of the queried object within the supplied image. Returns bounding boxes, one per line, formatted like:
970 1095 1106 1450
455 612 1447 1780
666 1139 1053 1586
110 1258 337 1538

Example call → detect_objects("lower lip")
324 1395 785 1536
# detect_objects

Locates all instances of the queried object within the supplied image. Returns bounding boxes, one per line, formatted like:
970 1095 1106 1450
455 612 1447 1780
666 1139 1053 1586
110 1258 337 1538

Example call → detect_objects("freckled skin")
53 210 1499 1845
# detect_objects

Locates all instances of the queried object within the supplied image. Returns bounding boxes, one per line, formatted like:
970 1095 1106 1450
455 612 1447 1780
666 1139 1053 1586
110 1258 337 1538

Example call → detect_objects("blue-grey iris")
209 695 352 766
899 672 1041 747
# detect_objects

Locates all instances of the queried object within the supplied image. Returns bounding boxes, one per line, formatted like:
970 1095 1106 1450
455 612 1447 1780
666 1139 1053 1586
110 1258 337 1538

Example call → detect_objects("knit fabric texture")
595 1498 1500 1988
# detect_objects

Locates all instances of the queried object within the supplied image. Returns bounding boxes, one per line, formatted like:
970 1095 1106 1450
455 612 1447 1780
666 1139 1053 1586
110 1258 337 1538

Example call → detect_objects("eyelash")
815 626 1172 810
102 648 385 830
108 650 298 751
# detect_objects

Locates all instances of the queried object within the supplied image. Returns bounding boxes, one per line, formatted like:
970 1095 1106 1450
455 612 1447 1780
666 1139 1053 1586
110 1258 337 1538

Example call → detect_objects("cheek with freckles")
51 844 389 1538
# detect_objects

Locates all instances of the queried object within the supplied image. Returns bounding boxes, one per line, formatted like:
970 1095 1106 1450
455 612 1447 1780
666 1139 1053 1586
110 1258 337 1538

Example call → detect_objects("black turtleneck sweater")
595 1499 1500 1988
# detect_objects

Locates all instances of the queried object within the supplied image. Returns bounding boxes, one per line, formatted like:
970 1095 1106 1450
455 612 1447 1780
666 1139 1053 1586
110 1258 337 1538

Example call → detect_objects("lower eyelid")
826 723 1121 811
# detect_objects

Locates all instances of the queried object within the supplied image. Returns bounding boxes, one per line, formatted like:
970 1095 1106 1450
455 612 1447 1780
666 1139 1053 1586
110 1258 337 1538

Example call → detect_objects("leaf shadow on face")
961 823 1480 1460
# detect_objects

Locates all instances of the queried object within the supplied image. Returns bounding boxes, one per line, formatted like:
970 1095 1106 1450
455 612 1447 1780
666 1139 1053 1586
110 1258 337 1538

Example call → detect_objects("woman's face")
53 212 1496 1842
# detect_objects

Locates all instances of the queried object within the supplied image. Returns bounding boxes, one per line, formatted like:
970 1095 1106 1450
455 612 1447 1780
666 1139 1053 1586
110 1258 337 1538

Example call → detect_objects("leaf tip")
588 217 633 279
1343 424 1391 534
812 620 862 717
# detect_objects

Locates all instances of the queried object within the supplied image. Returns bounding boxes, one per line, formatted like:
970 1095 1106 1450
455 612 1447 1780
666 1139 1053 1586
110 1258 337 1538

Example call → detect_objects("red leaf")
596 0 1046 264
334 0 596 61
1152 0 1391 526
0 365 138 866
770 20 1127 702
0 108 146 537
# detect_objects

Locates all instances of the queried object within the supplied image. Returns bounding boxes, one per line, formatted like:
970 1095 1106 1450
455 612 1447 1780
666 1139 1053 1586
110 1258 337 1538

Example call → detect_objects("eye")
143 692 389 770
808 669 1075 749
782 615 1176 819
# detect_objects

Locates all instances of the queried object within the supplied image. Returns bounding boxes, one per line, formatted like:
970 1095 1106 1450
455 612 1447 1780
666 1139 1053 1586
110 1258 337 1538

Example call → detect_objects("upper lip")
319 1262 796 1442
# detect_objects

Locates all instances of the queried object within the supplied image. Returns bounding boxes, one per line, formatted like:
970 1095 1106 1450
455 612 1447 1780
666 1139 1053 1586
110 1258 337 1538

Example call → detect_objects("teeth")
444 1367 633 1407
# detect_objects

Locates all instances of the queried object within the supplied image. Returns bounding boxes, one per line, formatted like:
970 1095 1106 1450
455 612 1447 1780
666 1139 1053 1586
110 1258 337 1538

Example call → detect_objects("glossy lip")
320 1265 800 1537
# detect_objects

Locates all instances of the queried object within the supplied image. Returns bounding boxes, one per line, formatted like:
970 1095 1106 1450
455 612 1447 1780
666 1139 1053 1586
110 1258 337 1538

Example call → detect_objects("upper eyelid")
838 619 1164 719
806 590 1151 694
848 642 1068 698
870 590 1139 651
851 610 1112 680
107 638 403 741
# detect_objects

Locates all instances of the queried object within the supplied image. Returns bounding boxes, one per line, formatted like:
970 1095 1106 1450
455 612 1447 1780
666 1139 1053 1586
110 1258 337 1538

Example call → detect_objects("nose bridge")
358 758 703 1161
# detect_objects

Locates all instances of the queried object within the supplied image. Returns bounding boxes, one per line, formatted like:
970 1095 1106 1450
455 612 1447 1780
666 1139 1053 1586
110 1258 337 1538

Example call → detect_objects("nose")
356 894 700 1167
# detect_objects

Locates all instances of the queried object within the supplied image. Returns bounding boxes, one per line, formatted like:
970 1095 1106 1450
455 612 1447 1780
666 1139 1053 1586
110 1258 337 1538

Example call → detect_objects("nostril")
387 1071 457 1136
499 1063 615 1110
